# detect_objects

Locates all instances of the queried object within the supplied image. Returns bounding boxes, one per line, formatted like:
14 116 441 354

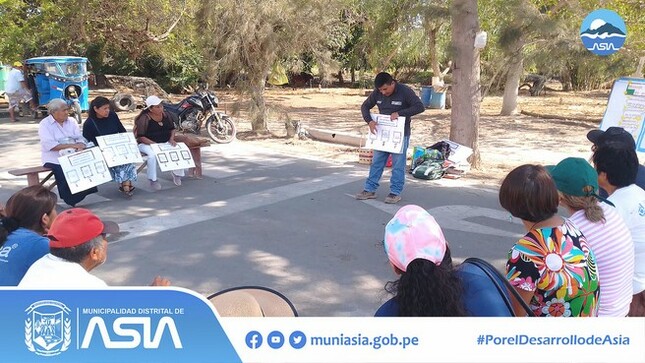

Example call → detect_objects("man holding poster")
356 72 424 204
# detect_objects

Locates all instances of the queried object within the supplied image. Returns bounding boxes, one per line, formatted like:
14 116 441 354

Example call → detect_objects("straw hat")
208 286 298 317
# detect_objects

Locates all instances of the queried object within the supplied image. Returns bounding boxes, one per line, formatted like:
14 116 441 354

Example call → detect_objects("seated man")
593 142 645 316
587 126 645 194
19 208 170 288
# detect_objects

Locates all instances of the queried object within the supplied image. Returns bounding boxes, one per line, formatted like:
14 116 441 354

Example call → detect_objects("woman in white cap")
376 204 467 316
133 95 185 190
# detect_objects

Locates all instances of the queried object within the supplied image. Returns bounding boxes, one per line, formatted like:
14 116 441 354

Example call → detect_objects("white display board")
441 139 473 164
600 77 645 153
364 114 406 154
58 147 112 194
150 142 195 172
96 133 143 167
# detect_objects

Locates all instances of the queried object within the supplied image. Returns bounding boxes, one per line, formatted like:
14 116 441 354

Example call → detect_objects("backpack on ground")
410 143 450 180
412 159 445 180
427 140 452 161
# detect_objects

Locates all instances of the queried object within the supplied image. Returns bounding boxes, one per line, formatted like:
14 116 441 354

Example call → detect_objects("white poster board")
600 77 645 154
364 114 405 154
150 142 195 172
96 133 143 167
441 139 473 164
58 147 112 194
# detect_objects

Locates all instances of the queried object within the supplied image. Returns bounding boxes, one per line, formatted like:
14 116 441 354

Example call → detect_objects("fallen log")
520 110 601 124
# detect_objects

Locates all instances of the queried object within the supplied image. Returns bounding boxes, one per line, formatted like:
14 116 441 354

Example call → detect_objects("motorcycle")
164 87 236 144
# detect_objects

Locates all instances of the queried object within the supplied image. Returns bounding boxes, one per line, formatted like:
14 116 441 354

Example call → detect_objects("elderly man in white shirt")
38 98 98 207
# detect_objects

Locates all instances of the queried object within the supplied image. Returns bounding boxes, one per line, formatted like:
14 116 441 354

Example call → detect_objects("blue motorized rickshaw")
24 56 90 123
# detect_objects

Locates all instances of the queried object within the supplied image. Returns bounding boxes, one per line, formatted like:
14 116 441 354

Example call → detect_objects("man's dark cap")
586 126 636 149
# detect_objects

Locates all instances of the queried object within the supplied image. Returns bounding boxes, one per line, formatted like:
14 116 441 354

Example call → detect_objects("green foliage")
1 0 641 96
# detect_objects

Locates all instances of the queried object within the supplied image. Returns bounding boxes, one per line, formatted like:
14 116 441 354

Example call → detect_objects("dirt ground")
117 85 610 189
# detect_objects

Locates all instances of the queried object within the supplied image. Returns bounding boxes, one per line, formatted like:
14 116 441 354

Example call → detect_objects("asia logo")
579 9 627 56
24 300 72 357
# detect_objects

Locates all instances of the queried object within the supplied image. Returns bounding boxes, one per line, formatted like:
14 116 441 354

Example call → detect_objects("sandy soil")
118 86 611 189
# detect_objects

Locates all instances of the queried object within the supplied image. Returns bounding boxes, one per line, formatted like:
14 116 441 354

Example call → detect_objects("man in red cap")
18 208 169 287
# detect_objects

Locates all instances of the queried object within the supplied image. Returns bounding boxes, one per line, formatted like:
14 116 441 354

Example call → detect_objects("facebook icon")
245 331 263 349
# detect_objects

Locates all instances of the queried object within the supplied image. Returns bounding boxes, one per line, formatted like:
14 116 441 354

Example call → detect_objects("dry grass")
119 86 610 188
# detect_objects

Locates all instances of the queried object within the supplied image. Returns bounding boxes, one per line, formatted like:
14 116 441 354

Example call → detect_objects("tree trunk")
337 70 344 85
500 51 523 115
250 77 268 132
351 68 356 84
428 26 441 84
449 0 481 169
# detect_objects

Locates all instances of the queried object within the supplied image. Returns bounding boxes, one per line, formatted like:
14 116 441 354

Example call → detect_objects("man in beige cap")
4 61 34 122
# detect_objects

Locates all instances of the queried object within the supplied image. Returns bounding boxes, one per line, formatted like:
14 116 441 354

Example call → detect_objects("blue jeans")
364 136 409 195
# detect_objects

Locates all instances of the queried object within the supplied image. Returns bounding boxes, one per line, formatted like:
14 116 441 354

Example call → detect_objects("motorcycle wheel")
72 102 82 125
206 114 236 144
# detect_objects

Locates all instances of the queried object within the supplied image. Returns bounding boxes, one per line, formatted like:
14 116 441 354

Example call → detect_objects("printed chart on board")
150 142 195 172
58 147 112 194
364 113 406 154
600 77 645 153
96 133 143 167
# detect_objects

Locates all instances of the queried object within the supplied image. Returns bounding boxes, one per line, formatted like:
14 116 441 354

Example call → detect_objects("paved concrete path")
0 117 525 316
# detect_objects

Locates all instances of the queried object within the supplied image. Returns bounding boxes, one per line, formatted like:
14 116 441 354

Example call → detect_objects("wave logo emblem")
580 9 627 56
25 300 72 356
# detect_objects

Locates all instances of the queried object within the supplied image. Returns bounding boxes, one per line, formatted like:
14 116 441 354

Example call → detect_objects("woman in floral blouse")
499 164 600 317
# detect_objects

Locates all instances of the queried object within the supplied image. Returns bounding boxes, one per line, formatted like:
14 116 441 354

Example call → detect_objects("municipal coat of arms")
25 300 72 356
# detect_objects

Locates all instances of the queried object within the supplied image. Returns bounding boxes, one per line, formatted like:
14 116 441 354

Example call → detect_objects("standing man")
4 61 33 122
356 72 424 204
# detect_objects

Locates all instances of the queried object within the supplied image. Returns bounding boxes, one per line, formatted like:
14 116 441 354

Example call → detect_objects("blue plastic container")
429 89 446 109
420 86 433 108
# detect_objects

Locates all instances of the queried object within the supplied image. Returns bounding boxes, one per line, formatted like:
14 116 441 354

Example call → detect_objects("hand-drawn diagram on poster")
96 133 143 167
600 77 645 154
150 142 195 172
364 114 405 154
58 147 112 194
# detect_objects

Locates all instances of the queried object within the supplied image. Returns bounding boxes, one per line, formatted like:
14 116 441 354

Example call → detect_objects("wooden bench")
10 144 207 190
8 166 58 190
136 144 206 174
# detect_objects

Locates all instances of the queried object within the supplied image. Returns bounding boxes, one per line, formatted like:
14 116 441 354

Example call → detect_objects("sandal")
119 184 136 197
